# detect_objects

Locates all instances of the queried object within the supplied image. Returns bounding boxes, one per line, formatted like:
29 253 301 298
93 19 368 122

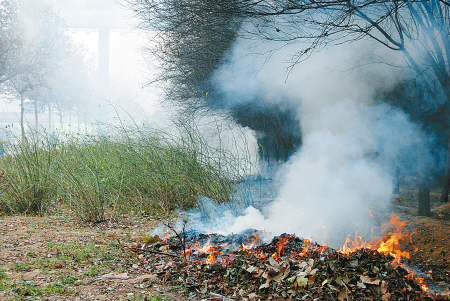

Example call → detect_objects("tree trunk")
69 110 72 134
20 92 26 143
417 135 431 216
34 100 38 130
440 139 450 203
48 104 52 134
59 108 63 133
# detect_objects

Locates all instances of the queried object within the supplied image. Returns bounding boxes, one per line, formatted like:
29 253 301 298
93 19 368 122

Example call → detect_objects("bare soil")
0 190 449 300
0 213 187 301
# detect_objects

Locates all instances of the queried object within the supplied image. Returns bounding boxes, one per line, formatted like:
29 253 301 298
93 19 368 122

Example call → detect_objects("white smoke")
188 35 431 248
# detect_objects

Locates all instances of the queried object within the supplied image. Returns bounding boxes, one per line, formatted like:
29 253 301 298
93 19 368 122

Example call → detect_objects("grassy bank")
0 123 249 222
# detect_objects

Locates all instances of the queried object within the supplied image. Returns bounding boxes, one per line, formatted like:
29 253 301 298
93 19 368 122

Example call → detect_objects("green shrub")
0 121 251 222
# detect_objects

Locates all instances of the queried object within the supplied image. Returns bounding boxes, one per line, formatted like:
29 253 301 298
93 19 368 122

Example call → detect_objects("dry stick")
161 219 188 258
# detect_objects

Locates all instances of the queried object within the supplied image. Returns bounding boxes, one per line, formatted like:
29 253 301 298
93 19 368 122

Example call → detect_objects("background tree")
1 0 91 139
0 0 21 84
127 0 304 164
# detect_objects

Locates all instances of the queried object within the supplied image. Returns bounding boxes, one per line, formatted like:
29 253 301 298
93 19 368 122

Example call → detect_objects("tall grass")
0 121 252 222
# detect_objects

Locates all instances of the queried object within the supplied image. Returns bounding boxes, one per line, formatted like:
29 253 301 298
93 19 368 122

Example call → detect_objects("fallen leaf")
268 256 278 266
349 259 358 267
246 265 260 274
337 288 349 301
357 281 366 289
266 262 290 282
440 285 450 296
381 280 388 295
382 293 391 301
296 274 308 287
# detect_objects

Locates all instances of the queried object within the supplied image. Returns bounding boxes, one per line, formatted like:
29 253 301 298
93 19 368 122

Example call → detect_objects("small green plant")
85 265 101 277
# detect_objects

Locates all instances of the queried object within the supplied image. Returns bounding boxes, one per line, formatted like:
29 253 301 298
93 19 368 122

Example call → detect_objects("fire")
373 213 412 263
161 232 172 243
406 271 430 293
241 231 260 251
183 243 229 265
272 235 293 261
299 238 328 258
338 231 371 255
338 213 413 263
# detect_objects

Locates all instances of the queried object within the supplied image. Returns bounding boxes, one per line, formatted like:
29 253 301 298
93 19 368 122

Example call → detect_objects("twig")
160 218 189 258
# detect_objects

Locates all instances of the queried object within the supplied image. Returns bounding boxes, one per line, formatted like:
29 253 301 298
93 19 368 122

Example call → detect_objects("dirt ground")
0 190 449 300
0 213 187 301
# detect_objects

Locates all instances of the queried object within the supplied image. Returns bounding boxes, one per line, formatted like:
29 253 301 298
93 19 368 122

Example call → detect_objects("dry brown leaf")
337 288 349 301
360 275 380 285
267 263 291 282
101 272 129 280
246 265 260 274
357 281 366 289
381 280 388 295
268 256 278 266
22 270 44 280
440 285 450 296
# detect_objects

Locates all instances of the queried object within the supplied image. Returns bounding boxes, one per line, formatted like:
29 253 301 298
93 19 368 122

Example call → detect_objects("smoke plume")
182 36 436 248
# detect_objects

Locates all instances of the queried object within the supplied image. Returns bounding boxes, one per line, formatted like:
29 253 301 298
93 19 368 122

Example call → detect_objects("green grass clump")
0 122 250 222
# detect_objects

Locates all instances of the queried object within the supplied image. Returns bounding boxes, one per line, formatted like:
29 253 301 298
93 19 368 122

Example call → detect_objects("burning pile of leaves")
122 214 450 301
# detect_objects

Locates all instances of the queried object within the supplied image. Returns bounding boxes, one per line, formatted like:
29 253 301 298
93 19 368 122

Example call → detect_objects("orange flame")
338 213 414 264
162 232 172 243
272 236 292 261
241 231 260 251
373 213 412 263
299 238 328 258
